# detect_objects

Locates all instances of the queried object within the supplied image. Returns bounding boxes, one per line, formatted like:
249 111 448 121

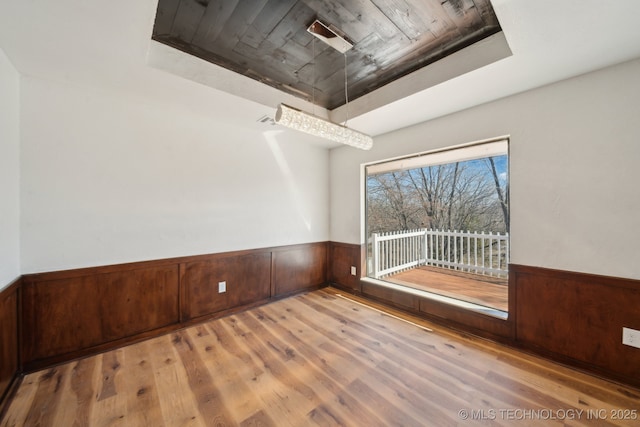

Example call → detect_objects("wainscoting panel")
182 252 272 320
11 248 640 392
0 279 20 410
272 243 327 296
22 264 180 367
328 242 362 292
418 296 515 341
18 242 331 372
513 264 640 386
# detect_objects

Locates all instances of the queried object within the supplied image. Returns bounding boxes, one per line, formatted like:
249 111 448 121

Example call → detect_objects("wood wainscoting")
327 242 640 388
328 242 363 293
19 242 328 372
181 252 272 322
272 243 327 296
22 263 181 369
0 278 20 415
4 240 640 411
512 264 640 387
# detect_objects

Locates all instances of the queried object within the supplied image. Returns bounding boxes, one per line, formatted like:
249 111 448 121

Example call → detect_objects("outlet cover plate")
350 266 357 276
623 327 640 349
218 281 226 293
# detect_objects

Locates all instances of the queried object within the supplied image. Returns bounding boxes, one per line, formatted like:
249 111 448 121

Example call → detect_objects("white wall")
0 47 20 289
20 76 329 273
330 58 640 280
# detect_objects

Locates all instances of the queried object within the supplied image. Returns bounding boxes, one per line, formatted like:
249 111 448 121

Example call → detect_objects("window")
365 138 509 314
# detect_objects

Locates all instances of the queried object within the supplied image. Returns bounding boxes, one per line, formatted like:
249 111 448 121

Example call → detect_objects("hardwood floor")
390 266 509 311
2 288 639 426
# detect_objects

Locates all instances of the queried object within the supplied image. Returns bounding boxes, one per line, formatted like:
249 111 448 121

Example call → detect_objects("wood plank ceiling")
152 0 501 110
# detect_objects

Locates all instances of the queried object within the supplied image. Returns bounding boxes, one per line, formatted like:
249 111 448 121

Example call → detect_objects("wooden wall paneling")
0 278 20 411
182 252 272 321
513 264 640 387
328 242 361 292
179 262 187 323
418 296 514 342
270 250 276 297
6 242 640 393
272 242 327 296
21 265 180 367
15 243 330 373
361 281 420 312
359 279 514 342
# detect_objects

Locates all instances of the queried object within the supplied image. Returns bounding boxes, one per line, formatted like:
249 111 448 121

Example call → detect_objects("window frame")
362 137 510 318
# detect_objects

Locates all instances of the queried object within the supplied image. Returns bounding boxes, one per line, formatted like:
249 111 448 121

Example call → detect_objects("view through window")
365 139 509 313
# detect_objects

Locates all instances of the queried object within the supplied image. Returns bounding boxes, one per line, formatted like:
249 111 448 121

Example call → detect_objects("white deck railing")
371 228 509 279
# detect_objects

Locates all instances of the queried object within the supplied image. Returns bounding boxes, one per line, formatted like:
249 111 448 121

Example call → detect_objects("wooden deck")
389 266 509 311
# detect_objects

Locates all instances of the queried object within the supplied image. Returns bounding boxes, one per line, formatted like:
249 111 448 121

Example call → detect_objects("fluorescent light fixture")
275 103 373 150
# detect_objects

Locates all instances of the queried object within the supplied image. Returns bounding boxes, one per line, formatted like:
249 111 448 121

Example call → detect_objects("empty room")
1 0 640 425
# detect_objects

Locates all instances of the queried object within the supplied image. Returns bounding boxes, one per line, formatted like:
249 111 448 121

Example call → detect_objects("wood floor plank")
23 366 69 427
283 294 512 424
188 323 266 424
283 294 533 425
209 318 322 426
238 309 374 426
122 340 165 426
91 350 130 427
248 306 385 426
1 370 38 426
254 301 378 425
211 318 308 426
229 314 327 426
67 357 98 427
239 409 277 427
324 294 612 425
293 295 499 396
345 378 425 427
172 330 235 426
147 334 205 426
272 298 401 404
3 288 640 426
96 350 121 402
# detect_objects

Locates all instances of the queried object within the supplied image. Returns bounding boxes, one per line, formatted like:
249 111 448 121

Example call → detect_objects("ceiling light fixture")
274 19 372 150
275 104 373 150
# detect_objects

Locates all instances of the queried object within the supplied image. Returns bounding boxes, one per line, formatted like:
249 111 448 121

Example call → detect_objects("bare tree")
367 171 422 232
486 157 509 230
367 155 509 234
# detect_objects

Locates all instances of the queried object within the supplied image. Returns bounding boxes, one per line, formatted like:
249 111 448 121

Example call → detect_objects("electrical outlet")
623 327 640 349
350 266 357 276
218 281 226 293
